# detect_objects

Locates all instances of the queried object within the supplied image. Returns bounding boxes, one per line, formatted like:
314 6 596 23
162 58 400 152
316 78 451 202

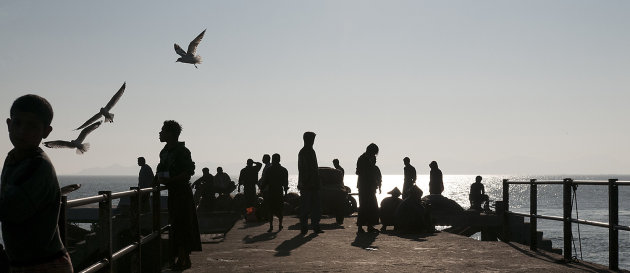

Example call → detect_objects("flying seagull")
75 82 125 130
174 29 206 68
44 121 102 154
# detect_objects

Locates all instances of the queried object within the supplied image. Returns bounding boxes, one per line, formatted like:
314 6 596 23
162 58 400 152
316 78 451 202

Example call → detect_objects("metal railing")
59 185 169 273
502 178 630 270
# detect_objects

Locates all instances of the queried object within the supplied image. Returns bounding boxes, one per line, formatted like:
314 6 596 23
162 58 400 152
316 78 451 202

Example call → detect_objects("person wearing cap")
380 187 403 232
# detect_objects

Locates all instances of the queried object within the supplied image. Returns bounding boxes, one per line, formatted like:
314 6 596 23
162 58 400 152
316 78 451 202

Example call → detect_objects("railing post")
502 179 510 242
99 191 113 273
130 187 142 273
59 195 68 248
608 178 618 270
562 178 572 261
530 179 537 251
152 185 162 271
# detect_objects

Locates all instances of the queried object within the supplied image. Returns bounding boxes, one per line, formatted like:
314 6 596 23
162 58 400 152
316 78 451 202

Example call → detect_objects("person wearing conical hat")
380 187 403 232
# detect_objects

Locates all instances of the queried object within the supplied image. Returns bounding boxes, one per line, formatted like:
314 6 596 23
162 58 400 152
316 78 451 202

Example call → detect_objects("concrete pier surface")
172 216 622 272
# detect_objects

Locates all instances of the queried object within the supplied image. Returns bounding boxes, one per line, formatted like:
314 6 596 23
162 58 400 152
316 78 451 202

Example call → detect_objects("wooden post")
608 179 618 270
502 179 510 242
562 178 572 261
152 185 162 271
99 191 113 273
59 195 68 247
530 179 537 251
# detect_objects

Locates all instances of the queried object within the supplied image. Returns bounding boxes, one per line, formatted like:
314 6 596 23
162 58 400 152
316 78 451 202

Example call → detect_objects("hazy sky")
1 1 628 176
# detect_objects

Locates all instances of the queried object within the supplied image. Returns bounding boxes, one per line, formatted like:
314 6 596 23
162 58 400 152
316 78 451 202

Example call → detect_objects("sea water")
1 174 628 269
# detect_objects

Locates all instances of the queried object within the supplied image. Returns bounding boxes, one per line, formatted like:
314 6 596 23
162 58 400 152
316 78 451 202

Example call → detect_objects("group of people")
0 93 490 272
353 148 447 234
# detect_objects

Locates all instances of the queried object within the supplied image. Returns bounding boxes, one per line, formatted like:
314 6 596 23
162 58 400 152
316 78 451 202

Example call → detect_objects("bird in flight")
75 82 125 130
174 29 206 68
44 121 102 154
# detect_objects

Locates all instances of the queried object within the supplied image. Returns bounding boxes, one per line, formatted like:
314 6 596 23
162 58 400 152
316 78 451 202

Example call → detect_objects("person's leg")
367 192 379 233
299 190 310 234
312 190 322 233
267 208 274 232
278 211 284 230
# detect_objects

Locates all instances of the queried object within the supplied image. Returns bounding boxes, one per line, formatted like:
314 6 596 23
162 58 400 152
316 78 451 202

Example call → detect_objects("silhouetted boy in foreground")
1 94 73 272
156 120 201 270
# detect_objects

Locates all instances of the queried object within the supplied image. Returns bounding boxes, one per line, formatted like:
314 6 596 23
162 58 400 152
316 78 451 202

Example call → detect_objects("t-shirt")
0 148 65 264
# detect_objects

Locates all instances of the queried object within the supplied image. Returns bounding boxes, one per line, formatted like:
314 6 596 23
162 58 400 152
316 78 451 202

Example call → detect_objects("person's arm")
283 168 289 195
412 168 417 183
297 151 304 186
238 169 245 192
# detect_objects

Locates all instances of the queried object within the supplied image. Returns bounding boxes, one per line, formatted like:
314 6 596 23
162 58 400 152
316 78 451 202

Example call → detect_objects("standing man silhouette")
155 120 201 270
137 156 154 212
356 143 381 234
238 159 262 207
261 153 289 232
298 131 322 234
137 157 154 189
429 161 444 195
402 157 416 200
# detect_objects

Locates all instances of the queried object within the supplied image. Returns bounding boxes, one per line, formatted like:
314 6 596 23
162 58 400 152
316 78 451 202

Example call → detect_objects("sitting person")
469 175 490 211
394 185 434 234
214 167 235 196
379 187 403 232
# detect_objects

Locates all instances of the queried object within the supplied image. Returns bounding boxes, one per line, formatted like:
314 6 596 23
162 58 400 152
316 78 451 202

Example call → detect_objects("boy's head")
7 94 54 150
159 120 182 143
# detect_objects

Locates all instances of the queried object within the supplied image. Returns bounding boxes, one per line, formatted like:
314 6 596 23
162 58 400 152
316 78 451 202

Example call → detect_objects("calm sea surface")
2 174 629 269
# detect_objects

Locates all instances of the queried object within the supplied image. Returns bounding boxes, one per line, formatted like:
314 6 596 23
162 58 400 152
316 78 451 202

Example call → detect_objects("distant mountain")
73 164 138 175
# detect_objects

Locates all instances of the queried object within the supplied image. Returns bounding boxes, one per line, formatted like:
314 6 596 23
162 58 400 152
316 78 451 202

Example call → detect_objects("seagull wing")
44 140 75 149
174 43 187 56
104 82 126 110
187 29 206 56
75 112 103 130
76 121 102 143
